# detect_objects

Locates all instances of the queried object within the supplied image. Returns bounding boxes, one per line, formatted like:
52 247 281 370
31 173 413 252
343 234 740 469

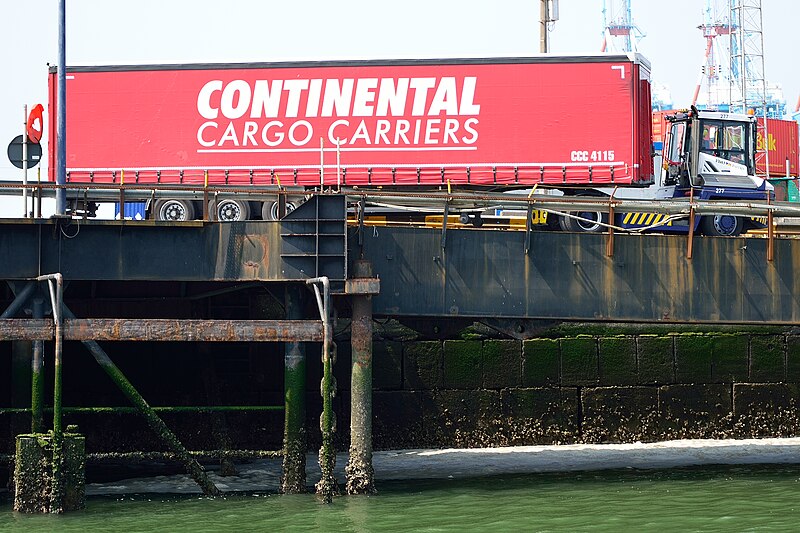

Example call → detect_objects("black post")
56 0 67 214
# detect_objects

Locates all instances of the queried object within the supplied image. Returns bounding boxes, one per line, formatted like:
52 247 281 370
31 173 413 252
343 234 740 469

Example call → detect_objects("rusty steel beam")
67 319 324 342
0 319 52 340
0 319 323 342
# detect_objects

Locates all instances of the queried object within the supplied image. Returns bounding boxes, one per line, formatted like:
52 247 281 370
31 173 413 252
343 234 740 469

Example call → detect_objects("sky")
0 0 798 216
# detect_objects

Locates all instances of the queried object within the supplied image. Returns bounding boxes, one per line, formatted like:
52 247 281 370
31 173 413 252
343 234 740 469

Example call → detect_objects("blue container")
115 202 147 220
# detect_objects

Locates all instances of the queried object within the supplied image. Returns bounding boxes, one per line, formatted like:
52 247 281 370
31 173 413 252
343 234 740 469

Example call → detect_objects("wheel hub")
164 203 184 221
220 203 240 221
714 215 737 235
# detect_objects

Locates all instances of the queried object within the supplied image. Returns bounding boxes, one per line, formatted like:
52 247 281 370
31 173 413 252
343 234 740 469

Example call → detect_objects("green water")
2 466 800 532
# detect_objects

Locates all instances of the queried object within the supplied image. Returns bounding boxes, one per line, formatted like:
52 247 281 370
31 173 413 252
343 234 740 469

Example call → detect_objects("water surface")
2 465 800 532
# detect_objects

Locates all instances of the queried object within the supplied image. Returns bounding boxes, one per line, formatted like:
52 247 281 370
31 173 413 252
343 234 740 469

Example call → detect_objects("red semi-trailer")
47 55 655 220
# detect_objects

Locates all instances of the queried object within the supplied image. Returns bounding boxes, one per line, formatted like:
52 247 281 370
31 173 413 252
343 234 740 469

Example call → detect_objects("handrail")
0 179 796 221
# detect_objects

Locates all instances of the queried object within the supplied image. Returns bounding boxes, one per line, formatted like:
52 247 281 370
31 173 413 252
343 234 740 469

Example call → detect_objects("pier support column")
282 285 307 494
307 277 337 503
345 260 379 495
4 283 38 438
8 298 44 491
9 339 31 491
10 340 32 438
31 297 45 433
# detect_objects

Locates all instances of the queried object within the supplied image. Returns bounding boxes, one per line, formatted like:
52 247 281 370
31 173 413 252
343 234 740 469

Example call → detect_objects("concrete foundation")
14 432 85 513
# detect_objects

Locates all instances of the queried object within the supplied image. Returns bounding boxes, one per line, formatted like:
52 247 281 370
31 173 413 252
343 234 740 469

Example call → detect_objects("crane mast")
694 0 784 118
601 0 644 53
693 1 734 107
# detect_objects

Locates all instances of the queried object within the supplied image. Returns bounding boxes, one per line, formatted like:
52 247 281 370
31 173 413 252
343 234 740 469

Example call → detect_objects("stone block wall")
6 324 798 462
336 331 800 450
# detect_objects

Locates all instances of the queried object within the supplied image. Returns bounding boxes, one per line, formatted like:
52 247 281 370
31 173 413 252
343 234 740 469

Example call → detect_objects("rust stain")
246 233 270 265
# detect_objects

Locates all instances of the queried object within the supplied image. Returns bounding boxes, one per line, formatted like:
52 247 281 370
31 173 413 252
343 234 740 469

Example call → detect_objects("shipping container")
114 202 147 220
651 109 674 152
48 55 654 188
757 117 799 177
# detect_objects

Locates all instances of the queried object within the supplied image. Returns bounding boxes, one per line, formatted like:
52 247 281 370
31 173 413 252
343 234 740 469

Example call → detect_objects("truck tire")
558 210 607 233
458 213 483 227
700 215 744 237
261 200 297 221
154 199 195 221
213 199 250 222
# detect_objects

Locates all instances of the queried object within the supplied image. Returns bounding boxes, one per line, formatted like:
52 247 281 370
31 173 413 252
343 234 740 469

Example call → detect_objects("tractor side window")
701 123 720 153
665 122 688 186
667 122 686 164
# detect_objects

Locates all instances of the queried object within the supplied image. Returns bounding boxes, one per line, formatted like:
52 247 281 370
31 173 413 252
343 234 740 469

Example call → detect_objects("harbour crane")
692 1 735 107
600 0 644 53
694 0 785 118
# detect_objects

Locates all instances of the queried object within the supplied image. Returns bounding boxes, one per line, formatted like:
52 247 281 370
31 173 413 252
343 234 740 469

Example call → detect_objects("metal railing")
0 179 793 219
1 178 796 261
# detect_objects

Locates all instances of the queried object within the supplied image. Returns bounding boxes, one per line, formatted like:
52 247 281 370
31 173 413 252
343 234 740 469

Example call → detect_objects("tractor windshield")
699 119 753 173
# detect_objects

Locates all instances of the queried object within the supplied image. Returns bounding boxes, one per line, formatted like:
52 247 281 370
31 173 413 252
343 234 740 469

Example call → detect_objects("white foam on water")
85 437 800 496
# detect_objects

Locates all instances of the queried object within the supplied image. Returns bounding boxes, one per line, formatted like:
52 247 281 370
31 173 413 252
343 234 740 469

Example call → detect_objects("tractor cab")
663 108 771 193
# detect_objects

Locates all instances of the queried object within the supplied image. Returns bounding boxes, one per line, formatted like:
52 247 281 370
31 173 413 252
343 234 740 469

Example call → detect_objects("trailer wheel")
213 199 251 222
262 200 297 220
154 199 195 221
558 210 607 233
700 215 744 237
